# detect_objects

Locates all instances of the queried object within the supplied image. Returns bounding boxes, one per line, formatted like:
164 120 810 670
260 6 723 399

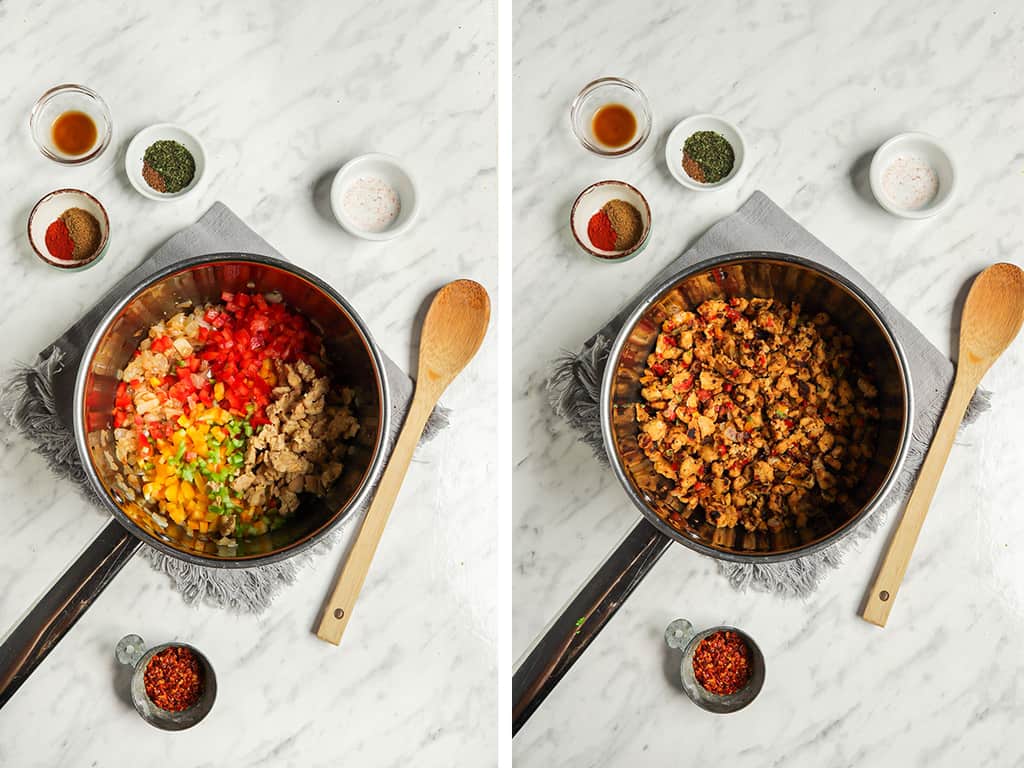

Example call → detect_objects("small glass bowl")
570 77 652 157
30 84 113 165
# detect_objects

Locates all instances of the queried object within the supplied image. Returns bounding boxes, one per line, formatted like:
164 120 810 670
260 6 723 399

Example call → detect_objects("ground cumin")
142 161 167 193
59 207 102 260
602 199 643 250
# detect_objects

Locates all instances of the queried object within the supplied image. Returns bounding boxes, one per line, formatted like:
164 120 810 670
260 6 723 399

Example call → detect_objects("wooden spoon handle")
861 379 976 627
316 394 435 645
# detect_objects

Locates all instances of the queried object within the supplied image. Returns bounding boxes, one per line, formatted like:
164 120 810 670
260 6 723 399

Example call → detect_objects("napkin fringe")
547 334 991 599
1 346 449 613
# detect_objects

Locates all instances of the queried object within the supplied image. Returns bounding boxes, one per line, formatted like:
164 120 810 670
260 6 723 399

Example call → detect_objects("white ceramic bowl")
665 115 746 190
330 153 419 241
869 132 955 219
125 124 206 201
570 180 652 263
27 189 110 270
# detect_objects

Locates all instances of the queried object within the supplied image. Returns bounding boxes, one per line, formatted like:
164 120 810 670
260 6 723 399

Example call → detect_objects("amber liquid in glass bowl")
51 110 98 156
592 104 637 148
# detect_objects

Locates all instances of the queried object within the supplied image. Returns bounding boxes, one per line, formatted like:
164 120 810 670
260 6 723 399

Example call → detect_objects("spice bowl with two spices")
664 618 765 713
27 188 110 270
570 180 652 263
125 124 206 201
665 114 746 191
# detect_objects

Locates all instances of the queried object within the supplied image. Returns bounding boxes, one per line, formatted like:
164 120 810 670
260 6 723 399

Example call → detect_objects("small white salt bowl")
570 180 651 263
869 132 956 219
330 153 419 241
27 189 110 270
665 114 746 191
125 124 206 201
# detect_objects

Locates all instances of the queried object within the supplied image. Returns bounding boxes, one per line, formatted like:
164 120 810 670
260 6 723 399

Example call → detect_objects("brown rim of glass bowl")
570 180 652 261
30 83 113 165
27 188 110 270
570 77 652 158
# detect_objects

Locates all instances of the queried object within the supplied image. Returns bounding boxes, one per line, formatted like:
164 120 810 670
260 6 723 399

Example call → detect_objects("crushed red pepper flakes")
692 630 751 696
144 646 204 711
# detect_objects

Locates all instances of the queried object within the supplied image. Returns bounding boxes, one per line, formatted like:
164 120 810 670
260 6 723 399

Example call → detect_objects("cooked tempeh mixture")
636 297 879 533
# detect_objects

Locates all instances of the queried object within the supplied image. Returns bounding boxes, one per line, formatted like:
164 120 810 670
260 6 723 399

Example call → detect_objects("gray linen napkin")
549 191 989 598
1 202 447 612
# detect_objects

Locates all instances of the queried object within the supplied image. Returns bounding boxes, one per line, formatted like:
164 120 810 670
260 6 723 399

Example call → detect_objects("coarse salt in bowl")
330 153 419 241
869 132 956 219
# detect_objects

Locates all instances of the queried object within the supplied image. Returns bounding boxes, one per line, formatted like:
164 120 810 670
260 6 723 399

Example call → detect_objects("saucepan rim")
72 252 392 567
599 250 914 563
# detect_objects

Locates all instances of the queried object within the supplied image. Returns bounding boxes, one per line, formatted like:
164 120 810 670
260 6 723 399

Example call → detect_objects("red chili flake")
692 630 751 696
651 363 668 376
724 383 733 393
143 646 204 712
662 335 677 348
725 309 740 321
693 481 705 491
697 388 712 402
718 444 728 456
784 418 794 428
663 320 676 332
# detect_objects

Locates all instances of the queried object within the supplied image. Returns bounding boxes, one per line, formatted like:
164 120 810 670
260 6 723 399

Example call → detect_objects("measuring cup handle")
0 519 141 709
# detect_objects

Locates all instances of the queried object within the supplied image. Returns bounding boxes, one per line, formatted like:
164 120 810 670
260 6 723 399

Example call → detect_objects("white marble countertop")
0 2 495 766
512 1 1024 765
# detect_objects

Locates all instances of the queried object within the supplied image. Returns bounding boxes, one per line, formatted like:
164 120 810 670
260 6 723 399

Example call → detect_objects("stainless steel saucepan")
0 253 391 707
513 252 914 732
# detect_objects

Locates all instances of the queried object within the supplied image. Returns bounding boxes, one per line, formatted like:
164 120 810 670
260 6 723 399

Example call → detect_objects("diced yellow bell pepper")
165 481 179 503
198 521 209 533
214 382 225 401
149 377 162 387
169 507 187 525
177 414 190 427
180 483 195 502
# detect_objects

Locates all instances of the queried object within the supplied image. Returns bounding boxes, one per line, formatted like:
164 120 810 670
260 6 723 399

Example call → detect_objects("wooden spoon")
862 263 1024 627
316 279 490 645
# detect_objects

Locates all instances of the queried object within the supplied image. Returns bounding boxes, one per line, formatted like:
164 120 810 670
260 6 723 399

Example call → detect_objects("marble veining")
511 0 1024 765
0 1 495 766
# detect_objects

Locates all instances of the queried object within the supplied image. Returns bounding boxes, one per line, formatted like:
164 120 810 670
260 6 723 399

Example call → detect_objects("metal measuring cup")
115 634 217 730
664 618 765 713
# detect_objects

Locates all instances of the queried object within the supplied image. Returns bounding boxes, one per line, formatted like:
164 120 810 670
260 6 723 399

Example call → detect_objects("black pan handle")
0 519 141 708
512 517 671 735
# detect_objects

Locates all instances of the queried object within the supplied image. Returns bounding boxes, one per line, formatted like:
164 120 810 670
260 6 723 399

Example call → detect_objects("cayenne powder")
691 630 751 695
144 646 204 711
44 218 75 260
587 209 618 251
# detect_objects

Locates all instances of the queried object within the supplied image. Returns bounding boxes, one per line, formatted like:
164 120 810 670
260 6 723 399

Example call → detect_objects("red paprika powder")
45 218 75 260
587 210 617 251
